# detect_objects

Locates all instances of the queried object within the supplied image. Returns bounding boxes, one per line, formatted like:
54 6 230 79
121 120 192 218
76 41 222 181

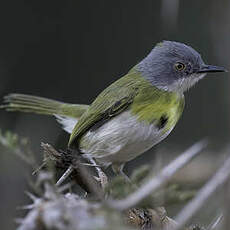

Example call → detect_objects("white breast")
79 111 174 166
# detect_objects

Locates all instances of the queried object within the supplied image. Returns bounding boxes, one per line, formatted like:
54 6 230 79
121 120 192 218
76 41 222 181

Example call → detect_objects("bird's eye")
174 62 186 71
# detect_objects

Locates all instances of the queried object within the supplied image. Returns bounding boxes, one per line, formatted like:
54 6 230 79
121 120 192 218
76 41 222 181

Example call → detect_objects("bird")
1 41 226 178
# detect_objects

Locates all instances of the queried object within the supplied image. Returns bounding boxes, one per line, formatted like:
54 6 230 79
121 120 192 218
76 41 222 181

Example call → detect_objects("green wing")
68 68 185 148
68 70 143 147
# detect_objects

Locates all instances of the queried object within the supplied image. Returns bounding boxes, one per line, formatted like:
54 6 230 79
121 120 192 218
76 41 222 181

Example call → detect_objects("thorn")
80 162 100 167
207 213 223 230
83 192 88 198
56 165 74 187
17 204 35 210
32 162 46 175
25 191 38 202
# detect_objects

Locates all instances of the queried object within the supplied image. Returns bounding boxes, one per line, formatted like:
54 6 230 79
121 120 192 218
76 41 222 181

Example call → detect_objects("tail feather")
1 93 89 119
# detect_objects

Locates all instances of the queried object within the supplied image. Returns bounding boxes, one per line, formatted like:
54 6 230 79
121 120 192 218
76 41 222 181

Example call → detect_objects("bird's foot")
112 163 132 184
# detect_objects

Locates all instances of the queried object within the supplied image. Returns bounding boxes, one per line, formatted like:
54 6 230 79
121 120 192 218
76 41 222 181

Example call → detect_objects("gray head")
137 41 226 93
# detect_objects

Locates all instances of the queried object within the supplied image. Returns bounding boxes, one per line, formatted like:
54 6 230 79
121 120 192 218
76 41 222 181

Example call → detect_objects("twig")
173 152 230 230
107 140 208 210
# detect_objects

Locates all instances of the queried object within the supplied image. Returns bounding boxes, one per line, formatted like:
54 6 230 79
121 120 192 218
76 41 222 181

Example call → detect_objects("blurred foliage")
106 165 196 208
0 129 36 166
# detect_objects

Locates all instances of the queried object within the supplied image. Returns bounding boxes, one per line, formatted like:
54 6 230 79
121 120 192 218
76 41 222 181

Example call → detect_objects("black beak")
197 65 227 73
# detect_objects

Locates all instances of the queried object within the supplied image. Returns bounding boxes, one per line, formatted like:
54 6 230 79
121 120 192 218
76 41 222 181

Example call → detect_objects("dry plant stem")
173 153 230 230
107 140 208 211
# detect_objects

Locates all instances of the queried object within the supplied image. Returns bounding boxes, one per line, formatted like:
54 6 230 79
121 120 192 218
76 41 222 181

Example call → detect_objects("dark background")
0 1 229 229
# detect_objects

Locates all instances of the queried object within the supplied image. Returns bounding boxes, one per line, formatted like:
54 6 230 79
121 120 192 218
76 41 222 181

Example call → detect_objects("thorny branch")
107 140 208 211
41 143 104 199
1 131 230 230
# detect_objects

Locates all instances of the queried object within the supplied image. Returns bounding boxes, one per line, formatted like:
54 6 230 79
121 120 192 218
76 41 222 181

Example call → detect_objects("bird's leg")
112 163 131 183
87 157 108 189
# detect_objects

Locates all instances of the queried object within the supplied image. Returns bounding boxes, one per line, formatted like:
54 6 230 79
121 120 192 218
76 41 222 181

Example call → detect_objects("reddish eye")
174 62 186 71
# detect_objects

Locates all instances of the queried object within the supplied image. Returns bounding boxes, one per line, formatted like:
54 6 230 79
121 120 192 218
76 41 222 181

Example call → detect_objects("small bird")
1 41 226 177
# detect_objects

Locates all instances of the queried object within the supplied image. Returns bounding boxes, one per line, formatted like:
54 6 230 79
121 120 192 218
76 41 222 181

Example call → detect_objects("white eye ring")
174 62 186 71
